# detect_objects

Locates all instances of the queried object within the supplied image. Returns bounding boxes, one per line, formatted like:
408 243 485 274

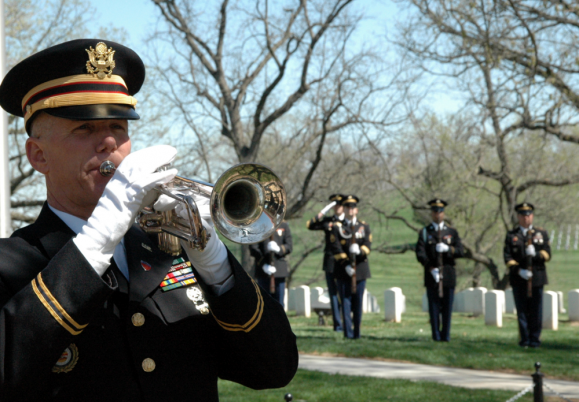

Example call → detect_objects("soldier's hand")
436 243 449 253
263 264 277 275
319 201 336 216
518 268 533 280
431 268 440 283
267 241 281 253
525 244 536 257
345 265 355 277
349 243 360 255
74 145 178 276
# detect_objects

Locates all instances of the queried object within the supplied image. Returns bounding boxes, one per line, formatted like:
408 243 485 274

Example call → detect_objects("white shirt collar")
432 221 445 231
335 213 345 221
345 217 357 226
520 225 533 236
48 203 88 235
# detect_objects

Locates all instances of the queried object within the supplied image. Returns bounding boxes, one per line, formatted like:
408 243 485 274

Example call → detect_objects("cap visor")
45 104 140 121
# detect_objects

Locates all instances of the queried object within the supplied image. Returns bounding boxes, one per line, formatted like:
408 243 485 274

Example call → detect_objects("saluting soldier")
415 199 464 342
306 194 345 331
250 221 293 306
504 202 551 348
330 195 371 339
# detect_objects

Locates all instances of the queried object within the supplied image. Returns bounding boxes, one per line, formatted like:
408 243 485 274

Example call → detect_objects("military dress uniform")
329 196 371 339
0 39 298 401
306 194 344 331
415 200 464 342
503 203 550 347
250 221 293 306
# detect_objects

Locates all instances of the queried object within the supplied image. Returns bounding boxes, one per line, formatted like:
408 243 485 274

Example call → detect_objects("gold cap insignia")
86 42 116 79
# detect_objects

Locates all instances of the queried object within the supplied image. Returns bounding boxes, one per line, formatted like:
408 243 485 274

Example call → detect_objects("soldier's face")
344 205 357 219
333 204 344 216
518 213 533 228
26 113 131 219
431 210 444 223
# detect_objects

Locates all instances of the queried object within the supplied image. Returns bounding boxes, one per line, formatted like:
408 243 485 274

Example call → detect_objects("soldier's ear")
26 137 49 174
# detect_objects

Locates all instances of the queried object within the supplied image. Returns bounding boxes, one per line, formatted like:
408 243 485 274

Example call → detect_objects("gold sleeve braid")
506 260 519 267
31 273 88 336
539 250 550 262
212 278 264 333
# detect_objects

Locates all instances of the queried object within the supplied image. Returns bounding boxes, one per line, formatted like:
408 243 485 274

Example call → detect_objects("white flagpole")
0 0 10 237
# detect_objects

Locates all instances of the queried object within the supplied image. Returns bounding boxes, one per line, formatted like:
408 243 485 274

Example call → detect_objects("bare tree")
147 0 411 267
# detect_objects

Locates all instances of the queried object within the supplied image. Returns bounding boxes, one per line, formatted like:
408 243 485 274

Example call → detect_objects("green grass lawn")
222 209 579 400
219 369 563 402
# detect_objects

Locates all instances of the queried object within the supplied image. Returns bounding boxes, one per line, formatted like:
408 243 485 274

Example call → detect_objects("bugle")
100 161 286 256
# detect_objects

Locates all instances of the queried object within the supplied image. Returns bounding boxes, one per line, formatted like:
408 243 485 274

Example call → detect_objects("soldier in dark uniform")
0 39 298 401
503 202 551 348
306 194 345 331
329 195 371 339
415 199 464 342
250 221 293 306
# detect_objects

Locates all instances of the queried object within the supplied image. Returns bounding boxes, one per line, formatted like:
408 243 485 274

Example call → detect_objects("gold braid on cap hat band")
22 74 137 125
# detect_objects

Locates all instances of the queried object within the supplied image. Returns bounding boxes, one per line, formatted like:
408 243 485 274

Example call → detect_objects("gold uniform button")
131 313 145 327
142 358 156 372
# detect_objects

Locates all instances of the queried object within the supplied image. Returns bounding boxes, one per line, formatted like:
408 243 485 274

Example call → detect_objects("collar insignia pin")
141 243 152 252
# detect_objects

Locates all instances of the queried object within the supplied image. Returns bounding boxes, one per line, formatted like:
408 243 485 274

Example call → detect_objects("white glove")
74 145 178 276
320 201 336 216
262 264 276 275
525 244 536 257
518 268 533 280
345 265 355 277
154 189 212 227
267 241 281 253
436 243 450 253
349 243 360 255
180 218 231 285
431 268 440 283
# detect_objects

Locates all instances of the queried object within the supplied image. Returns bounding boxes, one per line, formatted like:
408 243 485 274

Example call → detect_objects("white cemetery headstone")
362 288 368 313
497 290 506 313
568 289 579 322
484 290 503 327
505 288 517 314
463 288 475 314
295 285 311 317
453 290 466 313
556 291 566 314
287 287 296 311
384 287 403 323
471 287 487 316
310 287 326 309
422 293 428 312
401 294 406 314
542 291 558 330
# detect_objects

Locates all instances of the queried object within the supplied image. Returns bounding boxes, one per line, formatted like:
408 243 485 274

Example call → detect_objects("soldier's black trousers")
426 286 454 341
512 285 543 347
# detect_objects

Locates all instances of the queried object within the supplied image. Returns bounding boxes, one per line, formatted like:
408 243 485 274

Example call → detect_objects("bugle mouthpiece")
99 160 116 177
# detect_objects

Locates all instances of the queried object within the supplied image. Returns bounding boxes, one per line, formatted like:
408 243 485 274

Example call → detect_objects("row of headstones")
421 288 579 329
285 285 385 318
286 286 406 322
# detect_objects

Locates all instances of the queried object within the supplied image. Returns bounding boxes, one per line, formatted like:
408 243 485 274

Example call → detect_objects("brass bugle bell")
99 160 286 256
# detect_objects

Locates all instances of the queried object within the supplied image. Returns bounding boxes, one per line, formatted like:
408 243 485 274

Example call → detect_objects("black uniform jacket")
250 222 293 279
503 226 550 288
306 214 343 273
0 204 298 401
415 223 464 288
328 219 372 282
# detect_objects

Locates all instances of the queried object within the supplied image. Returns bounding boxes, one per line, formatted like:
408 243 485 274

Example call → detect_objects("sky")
95 0 459 114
